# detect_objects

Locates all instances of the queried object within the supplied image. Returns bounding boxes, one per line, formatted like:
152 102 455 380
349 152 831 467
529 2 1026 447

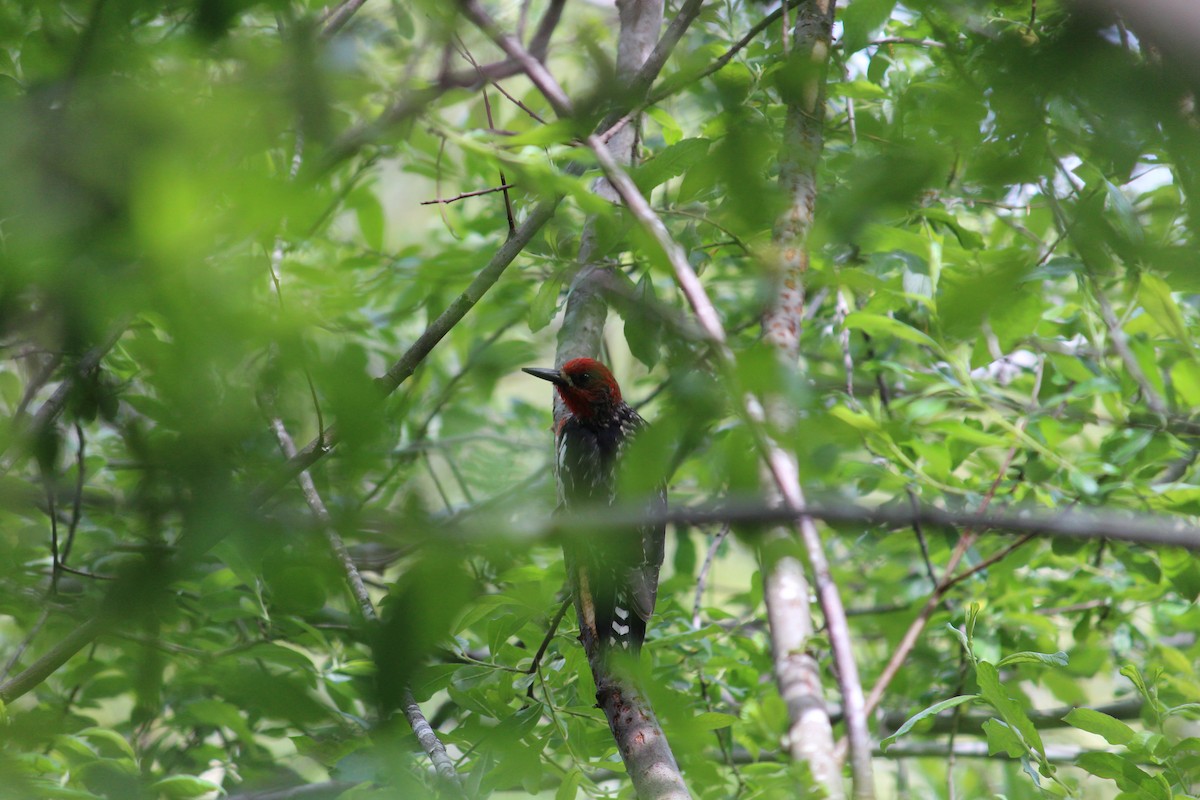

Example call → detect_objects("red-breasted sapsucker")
523 358 666 653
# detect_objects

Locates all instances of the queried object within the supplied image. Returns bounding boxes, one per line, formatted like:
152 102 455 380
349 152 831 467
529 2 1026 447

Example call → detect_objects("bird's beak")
522 366 567 387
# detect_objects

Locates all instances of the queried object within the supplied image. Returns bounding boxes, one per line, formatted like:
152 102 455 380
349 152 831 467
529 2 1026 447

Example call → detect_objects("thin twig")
1090 275 1169 417
458 0 573 116
420 183 516 206
12 351 62 421
486 77 548 124
269 415 463 791
692 525 730 630
320 0 368 39
941 534 1038 592
455 38 517 230
863 359 1046 717
908 488 937 588
526 596 572 699
863 37 946 48
0 609 50 682
63 421 85 566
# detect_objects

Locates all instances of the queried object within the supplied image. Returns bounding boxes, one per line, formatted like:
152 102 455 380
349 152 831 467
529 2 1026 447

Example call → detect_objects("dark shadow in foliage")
821 141 948 245
373 552 474 718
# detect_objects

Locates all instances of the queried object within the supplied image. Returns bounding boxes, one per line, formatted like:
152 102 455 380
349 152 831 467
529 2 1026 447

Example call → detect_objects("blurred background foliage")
1 0 1199 797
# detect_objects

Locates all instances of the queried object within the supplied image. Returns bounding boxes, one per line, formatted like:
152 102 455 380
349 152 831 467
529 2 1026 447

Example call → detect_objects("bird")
522 357 666 654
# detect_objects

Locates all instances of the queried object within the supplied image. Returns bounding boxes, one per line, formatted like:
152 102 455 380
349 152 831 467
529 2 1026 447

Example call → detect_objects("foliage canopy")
1 0 1199 798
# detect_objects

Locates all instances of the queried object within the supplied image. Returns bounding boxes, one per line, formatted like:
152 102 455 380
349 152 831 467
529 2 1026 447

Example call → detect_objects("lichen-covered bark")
551 1 691 798
764 1 834 361
760 2 874 799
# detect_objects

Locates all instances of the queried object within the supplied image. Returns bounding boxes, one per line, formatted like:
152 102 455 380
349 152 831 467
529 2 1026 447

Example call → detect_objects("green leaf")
555 768 582 800
1138 272 1191 346
182 699 258 744
528 271 564 332
150 775 225 799
880 695 979 751
622 271 662 368
631 138 711 193
1120 664 1163 723
841 0 898 53
25 781 103 800
347 187 385 251
976 661 1045 757
1068 470 1100 496
77 728 138 762
1063 708 1135 746
915 207 984 250
832 80 888 100
997 650 1069 668
505 119 577 147
1171 359 1200 406
1105 180 1143 245
644 106 682 146
1076 752 1168 800
982 718 1026 758
693 712 738 730
829 405 881 431
946 623 973 660
844 311 939 350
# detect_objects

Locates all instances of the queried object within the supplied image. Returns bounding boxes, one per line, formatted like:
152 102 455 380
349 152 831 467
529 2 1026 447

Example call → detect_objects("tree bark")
760 1 874 798
549 2 691 797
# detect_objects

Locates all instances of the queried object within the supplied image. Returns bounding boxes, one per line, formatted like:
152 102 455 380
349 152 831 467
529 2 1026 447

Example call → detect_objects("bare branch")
457 0 573 117
320 0 369 38
757 0 867 794
645 0 804 108
269 416 463 793
876 740 1116 764
547 498 1200 553
868 697 1144 737
420 183 516 205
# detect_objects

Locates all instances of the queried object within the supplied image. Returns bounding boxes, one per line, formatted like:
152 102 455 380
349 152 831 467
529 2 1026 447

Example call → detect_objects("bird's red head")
522 357 623 420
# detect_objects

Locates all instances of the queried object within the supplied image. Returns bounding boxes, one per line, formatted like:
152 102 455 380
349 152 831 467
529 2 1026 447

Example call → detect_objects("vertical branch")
560 3 693 798
760 2 874 799
458 0 692 796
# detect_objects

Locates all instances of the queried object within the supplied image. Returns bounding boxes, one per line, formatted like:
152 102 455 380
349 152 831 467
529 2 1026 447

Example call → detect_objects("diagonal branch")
863 360 1045 720
588 78 872 800
269 416 463 793
252 194 562 504
465 4 870 796
0 617 105 704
